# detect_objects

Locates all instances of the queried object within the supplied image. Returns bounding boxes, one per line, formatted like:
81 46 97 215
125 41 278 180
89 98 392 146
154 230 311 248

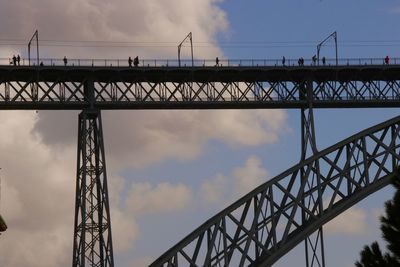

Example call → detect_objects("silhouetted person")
312 55 317 65
322 56 326 65
17 55 21 66
63 56 67 66
385 55 390 65
12 55 17 66
282 56 286 66
301 57 305 66
128 56 133 67
298 58 301 66
40 61 44 67
133 56 139 67
215 57 219 66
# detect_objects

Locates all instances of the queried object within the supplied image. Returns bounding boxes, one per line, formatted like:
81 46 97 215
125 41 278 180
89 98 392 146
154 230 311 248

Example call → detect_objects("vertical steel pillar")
72 108 114 267
300 80 326 267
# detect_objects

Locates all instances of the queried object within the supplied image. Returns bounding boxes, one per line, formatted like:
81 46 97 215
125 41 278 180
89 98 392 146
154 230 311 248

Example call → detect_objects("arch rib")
150 115 400 267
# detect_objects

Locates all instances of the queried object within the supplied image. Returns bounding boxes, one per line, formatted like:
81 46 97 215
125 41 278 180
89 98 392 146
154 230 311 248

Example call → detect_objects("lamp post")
316 31 338 66
28 30 39 66
178 32 194 67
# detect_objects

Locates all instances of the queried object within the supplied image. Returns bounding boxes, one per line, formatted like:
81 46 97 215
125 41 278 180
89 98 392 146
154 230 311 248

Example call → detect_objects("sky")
0 1 400 267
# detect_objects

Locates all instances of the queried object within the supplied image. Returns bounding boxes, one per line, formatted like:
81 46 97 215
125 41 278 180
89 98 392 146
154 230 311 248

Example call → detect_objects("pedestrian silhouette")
17 55 21 66
215 57 219 66
312 55 317 65
12 55 17 66
322 56 326 65
128 56 133 67
63 56 68 66
133 56 139 67
385 55 390 65
282 56 286 66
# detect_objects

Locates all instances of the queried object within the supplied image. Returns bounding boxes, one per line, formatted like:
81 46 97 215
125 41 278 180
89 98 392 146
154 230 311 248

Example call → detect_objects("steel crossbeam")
149 115 400 267
0 66 400 109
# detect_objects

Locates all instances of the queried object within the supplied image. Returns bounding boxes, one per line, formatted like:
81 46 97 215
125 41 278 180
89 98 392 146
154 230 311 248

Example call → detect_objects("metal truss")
300 81 325 267
150 115 400 267
72 109 114 267
1 66 400 109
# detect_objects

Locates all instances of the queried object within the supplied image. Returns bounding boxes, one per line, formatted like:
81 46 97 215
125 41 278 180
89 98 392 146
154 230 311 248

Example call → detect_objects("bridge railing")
0 57 398 67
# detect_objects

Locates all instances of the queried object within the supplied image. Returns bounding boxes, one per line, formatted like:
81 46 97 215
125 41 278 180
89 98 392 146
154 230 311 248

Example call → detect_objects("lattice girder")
2 66 400 109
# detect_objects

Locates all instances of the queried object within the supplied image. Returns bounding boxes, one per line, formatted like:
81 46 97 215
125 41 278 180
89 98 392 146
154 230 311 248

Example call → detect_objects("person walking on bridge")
63 56 68 66
312 55 317 65
385 55 390 65
128 56 133 67
133 56 139 67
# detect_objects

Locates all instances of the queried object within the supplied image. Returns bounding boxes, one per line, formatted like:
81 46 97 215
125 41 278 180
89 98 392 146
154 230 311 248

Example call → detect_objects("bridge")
0 59 399 267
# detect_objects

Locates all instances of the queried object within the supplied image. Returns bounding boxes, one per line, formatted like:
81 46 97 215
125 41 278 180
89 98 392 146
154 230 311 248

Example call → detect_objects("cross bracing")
1 65 400 109
149 115 400 267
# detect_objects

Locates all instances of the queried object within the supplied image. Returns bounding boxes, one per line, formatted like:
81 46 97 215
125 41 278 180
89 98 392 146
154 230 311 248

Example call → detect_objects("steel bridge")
1 62 400 267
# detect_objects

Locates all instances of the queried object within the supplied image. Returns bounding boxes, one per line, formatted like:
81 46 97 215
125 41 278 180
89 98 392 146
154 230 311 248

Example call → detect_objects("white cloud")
35 109 288 169
324 207 368 236
111 209 140 252
200 173 229 204
128 256 155 267
233 156 269 196
0 111 74 267
200 156 270 206
388 6 400 14
371 207 384 223
125 182 192 215
0 0 228 59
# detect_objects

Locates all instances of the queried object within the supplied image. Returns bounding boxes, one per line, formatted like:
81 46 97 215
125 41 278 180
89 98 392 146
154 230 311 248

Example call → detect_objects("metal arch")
149 115 400 267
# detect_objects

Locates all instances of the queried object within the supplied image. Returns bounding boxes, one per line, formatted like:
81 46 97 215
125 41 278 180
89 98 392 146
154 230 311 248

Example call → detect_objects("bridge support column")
300 80 326 267
72 109 114 267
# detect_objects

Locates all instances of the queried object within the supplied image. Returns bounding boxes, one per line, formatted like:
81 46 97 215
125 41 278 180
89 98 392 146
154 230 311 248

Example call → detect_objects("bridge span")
1 62 399 267
1 64 400 110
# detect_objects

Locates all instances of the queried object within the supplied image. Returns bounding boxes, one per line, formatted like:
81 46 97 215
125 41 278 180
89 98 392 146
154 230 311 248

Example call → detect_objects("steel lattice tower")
72 109 114 267
300 80 326 267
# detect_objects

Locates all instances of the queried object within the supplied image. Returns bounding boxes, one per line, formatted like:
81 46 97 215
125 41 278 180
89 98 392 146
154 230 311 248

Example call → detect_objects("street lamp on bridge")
317 31 338 66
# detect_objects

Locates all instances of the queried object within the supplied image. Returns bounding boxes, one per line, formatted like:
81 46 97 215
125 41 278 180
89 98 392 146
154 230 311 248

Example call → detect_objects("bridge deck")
0 65 400 110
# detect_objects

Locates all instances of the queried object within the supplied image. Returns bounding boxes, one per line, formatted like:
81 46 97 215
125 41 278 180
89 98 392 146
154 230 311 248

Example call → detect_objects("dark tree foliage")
381 174 400 262
355 171 400 267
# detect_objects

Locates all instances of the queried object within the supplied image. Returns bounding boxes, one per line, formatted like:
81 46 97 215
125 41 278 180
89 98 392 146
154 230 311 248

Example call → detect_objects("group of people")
7 54 395 67
283 55 327 66
128 56 139 67
298 57 305 66
11 55 21 66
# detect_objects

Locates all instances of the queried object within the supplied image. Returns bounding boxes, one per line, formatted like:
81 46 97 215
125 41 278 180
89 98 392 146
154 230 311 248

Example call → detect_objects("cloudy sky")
0 1 400 267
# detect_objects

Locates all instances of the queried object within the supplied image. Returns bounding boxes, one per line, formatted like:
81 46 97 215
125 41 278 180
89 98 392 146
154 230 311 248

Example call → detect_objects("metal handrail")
0 57 397 67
